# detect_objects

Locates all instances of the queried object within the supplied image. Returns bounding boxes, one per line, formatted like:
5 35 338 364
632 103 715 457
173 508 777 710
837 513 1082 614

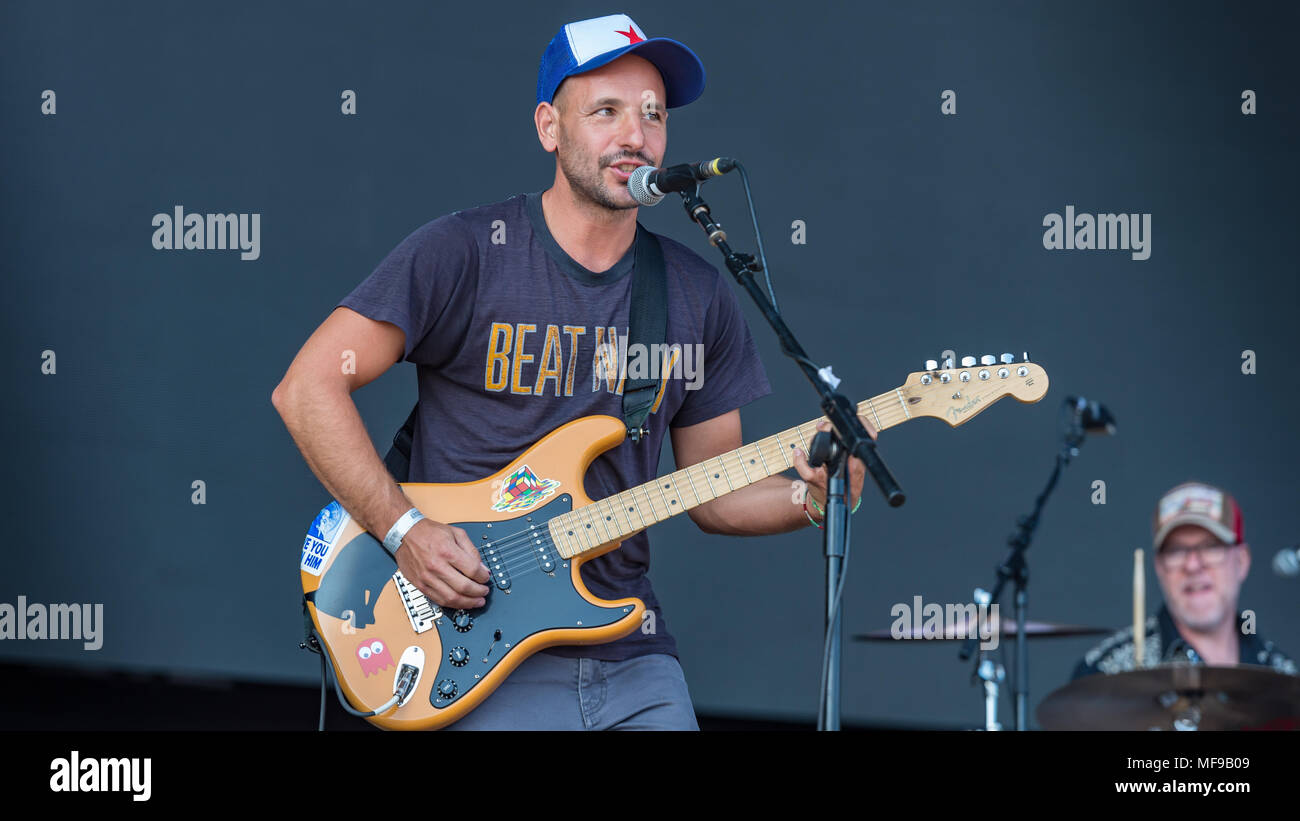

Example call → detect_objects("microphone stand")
958 398 1088 730
673 186 905 731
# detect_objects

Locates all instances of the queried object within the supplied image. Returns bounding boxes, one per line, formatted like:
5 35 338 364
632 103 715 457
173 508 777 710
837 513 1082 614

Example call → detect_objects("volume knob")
436 679 459 700
452 610 474 633
448 646 469 667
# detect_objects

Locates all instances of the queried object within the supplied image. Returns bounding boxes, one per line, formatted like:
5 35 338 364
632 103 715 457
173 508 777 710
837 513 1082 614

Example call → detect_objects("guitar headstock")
899 353 1049 427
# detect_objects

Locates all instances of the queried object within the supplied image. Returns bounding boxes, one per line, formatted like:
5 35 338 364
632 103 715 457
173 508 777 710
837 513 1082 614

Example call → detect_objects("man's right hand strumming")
394 518 491 611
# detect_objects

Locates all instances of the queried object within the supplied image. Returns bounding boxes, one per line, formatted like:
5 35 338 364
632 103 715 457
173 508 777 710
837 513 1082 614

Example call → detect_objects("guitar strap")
620 224 669 444
382 224 667 483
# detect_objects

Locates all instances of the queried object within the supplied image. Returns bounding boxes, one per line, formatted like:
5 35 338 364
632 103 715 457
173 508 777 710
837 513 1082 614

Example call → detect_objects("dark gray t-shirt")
338 191 771 660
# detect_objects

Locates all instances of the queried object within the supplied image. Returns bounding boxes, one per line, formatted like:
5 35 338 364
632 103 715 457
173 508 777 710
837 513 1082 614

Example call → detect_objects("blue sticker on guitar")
301 501 351 576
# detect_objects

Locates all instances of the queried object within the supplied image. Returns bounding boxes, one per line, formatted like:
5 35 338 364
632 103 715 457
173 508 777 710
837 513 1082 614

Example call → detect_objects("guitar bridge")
393 570 441 634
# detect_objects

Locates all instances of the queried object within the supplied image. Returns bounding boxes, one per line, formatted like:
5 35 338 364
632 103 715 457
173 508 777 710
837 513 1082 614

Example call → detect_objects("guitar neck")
549 387 915 559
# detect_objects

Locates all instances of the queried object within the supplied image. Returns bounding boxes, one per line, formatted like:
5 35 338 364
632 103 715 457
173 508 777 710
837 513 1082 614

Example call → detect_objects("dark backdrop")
3 0 1296 728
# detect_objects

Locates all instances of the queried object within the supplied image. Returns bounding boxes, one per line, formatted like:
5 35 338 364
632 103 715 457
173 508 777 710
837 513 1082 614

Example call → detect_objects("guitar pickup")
482 543 511 591
534 540 556 574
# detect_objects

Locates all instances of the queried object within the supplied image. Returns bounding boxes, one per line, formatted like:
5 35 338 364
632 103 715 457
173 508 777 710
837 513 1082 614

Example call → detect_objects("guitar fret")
700 462 720 497
776 431 796 464
631 489 650 529
655 479 674 519
713 456 735 492
586 503 610 545
618 492 641 532
567 511 592 552
549 521 568 558
625 487 647 528
656 477 678 515
637 483 664 524
592 500 616 543
756 444 772 476
895 388 910 419
683 466 705 505
576 507 600 548
572 507 594 547
737 447 754 483
610 500 630 538
864 396 882 430
657 478 677 517
613 491 637 535
665 470 686 509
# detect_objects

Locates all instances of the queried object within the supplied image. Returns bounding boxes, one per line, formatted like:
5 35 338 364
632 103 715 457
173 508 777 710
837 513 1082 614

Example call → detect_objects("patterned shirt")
1072 605 1297 679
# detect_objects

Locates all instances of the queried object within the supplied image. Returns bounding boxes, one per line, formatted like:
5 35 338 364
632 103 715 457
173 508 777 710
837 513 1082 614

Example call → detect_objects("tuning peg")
980 354 996 366
1000 353 1014 364
1022 351 1030 362
960 356 976 368
924 359 938 371
941 357 954 369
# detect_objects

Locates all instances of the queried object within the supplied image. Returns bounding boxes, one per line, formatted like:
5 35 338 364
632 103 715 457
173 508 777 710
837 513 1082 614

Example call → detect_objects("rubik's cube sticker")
491 464 561 512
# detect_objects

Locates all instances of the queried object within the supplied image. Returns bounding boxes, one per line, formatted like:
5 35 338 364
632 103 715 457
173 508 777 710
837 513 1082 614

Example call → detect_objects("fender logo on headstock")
948 395 983 420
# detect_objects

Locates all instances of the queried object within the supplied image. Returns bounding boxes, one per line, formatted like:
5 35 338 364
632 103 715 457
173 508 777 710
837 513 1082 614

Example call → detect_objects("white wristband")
383 507 425 555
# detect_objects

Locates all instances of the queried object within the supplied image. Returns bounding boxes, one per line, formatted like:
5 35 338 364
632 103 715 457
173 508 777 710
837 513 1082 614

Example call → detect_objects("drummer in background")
1073 481 1296 678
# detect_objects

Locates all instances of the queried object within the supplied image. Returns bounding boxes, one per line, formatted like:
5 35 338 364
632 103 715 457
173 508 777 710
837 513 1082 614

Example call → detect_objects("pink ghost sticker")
356 638 394 677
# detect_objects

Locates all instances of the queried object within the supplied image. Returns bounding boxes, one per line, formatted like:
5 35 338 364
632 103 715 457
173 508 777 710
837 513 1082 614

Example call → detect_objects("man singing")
273 13 870 730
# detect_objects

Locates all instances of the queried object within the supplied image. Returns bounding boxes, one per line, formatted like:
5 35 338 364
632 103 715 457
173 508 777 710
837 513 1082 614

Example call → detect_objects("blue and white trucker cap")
536 13 706 109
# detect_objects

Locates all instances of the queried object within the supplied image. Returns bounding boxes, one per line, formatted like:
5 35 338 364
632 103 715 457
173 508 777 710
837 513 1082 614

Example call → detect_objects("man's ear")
1236 542 1251 582
535 102 559 153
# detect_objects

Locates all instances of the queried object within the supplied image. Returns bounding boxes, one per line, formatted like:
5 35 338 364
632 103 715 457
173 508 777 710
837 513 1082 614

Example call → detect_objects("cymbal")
854 619 1110 642
1037 664 1300 730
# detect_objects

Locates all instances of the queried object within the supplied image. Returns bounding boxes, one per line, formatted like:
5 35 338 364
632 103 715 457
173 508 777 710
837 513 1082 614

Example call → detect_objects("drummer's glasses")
1157 541 1239 569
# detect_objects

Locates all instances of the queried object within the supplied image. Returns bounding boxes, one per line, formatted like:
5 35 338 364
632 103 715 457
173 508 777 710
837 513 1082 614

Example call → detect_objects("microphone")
1065 395 1116 435
1273 546 1300 578
627 158 737 205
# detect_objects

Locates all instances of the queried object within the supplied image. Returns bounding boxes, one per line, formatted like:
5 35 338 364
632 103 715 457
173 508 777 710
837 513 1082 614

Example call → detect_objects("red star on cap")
616 26 644 44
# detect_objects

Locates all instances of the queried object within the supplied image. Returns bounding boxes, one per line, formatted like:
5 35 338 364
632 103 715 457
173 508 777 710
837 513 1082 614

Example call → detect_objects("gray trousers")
442 652 700 730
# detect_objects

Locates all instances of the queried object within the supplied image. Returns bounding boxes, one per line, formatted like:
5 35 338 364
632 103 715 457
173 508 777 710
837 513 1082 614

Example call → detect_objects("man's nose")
618 112 647 150
1183 548 1208 571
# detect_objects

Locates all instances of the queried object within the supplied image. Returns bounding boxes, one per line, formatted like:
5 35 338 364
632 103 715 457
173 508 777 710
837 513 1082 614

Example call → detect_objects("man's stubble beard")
556 129 638 213
1172 591 1234 635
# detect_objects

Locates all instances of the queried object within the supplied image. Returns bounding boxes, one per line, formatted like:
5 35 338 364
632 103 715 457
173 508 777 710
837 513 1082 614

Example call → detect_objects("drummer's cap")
1152 481 1244 551
536 13 706 109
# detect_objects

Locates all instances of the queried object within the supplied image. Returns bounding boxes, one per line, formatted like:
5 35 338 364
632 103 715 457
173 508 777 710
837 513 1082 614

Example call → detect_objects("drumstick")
1133 548 1145 667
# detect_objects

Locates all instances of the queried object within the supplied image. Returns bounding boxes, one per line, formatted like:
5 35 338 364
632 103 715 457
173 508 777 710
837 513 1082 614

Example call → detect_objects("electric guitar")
299 356 1049 729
